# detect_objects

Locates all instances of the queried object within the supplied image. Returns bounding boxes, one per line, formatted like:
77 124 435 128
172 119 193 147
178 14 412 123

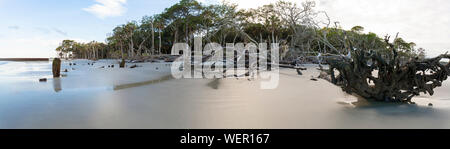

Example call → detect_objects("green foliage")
351 26 364 33
56 0 426 60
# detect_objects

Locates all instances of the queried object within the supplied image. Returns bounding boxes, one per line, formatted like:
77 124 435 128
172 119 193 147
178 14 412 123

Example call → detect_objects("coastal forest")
55 0 425 61
53 0 450 103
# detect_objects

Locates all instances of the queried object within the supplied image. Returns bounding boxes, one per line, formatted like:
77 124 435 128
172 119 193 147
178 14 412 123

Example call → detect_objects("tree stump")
120 59 125 68
52 58 61 78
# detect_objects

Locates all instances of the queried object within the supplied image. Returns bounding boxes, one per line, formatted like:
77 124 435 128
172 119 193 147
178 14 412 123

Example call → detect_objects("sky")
0 0 449 58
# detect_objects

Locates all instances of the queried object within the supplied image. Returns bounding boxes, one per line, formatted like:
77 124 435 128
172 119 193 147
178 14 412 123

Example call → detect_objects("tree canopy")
56 0 426 60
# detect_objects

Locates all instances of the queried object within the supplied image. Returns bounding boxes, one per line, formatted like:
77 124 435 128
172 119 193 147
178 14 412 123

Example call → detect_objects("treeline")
56 0 425 60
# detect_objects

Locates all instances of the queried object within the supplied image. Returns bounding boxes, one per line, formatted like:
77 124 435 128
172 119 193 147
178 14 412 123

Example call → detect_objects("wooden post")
52 58 61 78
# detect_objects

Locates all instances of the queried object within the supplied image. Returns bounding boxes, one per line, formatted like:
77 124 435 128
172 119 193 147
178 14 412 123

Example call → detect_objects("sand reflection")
113 75 174 91
53 78 62 92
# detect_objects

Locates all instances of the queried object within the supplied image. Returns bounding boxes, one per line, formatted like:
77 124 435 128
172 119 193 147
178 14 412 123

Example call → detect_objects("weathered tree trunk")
52 58 61 78
137 38 147 56
120 59 125 68
151 23 155 55
174 28 178 44
120 42 124 59
159 29 162 55
129 42 134 58
321 39 450 102
185 24 189 43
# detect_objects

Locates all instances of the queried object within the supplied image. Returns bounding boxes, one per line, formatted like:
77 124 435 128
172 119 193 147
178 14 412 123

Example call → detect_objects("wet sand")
0 60 450 129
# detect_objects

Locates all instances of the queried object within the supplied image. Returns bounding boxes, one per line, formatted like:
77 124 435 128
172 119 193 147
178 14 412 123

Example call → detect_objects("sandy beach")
1 59 450 129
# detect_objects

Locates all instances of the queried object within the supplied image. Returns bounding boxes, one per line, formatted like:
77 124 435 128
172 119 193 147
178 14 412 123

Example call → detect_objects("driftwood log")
321 39 450 102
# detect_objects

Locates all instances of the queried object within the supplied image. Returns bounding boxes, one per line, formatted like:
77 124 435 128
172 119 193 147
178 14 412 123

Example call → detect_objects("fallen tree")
320 37 450 102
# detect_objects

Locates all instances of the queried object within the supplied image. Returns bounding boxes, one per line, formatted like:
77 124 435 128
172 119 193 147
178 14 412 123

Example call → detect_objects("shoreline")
0 58 49 61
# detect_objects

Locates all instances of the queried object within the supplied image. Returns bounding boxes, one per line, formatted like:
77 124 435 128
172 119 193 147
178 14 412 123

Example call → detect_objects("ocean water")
1 60 450 129
0 61 53 80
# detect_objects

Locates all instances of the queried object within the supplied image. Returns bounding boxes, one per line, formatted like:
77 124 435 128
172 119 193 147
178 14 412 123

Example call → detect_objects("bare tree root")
321 39 450 102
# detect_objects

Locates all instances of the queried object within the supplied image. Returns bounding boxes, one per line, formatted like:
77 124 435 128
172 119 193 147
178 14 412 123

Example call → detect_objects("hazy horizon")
1 0 449 58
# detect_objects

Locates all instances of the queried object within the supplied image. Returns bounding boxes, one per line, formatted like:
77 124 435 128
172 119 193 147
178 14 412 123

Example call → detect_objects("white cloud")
225 0 450 57
315 0 450 57
0 36 93 58
224 0 297 9
0 27 89 58
52 28 68 36
8 25 20 30
83 0 127 19
198 0 220 5
0 37 61 58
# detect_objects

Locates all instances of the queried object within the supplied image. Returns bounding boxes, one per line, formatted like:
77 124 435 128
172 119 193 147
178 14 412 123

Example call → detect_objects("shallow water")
1 60 450 129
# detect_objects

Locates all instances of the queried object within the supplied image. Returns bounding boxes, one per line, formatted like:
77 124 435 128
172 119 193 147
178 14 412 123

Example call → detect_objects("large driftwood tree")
321 36 450 102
